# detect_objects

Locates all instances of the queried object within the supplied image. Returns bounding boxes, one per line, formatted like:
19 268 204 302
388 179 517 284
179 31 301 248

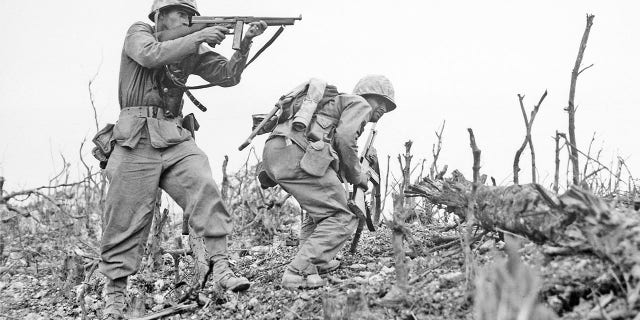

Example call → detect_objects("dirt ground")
2 216 631 320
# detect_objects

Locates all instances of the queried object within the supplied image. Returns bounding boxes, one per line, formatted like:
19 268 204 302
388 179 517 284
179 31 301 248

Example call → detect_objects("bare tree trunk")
401 141 413 188
567 14 595 185
464 129 482 286
0 177 4 204
146 190 167 271
554 131 561 193
380 142 413 304
381 193 408 303
430 120 446 179
513 91 546 185
392 195 408 291
582 132 597 179
221 155 230 202
613 158 623 195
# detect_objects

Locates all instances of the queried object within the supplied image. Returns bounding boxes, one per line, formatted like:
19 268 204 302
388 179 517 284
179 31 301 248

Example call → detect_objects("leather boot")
281 265 324 289
103 276 127 320
210 258 250 292
203 236 250 292
317 259 341 274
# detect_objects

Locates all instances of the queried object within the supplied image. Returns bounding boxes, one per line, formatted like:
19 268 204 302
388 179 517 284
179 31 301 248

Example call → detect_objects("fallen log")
406 173 574 243
408 174 640 307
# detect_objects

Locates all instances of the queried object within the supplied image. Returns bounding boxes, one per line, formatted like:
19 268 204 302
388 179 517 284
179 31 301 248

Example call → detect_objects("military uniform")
100 21 251 281
262 94 373 277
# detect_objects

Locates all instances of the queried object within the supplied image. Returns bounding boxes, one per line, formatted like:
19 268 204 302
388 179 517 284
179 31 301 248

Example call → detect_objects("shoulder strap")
177 26 288 112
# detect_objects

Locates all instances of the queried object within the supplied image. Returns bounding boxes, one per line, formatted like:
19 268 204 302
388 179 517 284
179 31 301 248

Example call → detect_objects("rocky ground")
0 220 634 320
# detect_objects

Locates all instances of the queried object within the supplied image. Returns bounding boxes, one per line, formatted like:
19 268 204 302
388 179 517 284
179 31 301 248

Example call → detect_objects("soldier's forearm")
155 24 207 42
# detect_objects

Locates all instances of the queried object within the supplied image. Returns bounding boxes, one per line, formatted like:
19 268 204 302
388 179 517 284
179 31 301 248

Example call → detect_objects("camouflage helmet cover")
352 74 396 111
149 0 200 22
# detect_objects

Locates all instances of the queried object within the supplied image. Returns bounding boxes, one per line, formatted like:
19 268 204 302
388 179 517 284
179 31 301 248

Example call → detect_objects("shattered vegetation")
2 14 639 318
1 149 639 320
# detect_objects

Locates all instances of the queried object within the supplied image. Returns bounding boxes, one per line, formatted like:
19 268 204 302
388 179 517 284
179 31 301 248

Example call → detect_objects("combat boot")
281 265 324 289
102 276 127 320
210 259 250 292
317 259 341 275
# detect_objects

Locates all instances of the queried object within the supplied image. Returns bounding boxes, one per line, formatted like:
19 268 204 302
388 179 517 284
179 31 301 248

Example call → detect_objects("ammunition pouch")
182 113 200 139
163 87 185 117
299 141 336 177
91 123 116 169
307 113 336 143
256 161 277 189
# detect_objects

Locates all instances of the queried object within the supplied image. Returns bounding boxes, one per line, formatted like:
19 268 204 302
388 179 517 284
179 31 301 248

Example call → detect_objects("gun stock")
238 104 280 151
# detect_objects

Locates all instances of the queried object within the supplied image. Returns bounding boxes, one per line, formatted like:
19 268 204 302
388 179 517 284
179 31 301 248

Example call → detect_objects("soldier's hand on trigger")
366 146 379 166
244 21 268 39
357 172 370 191
196 26 229 46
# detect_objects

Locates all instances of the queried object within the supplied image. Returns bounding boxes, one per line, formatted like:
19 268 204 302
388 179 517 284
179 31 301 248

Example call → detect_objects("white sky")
1 1 639 193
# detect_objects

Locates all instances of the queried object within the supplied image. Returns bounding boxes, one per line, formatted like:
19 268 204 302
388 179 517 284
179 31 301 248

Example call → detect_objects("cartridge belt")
120 106 180 121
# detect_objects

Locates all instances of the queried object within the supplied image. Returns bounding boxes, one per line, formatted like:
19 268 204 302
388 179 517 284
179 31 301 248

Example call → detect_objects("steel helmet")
352 75 396 111
149 0 200 22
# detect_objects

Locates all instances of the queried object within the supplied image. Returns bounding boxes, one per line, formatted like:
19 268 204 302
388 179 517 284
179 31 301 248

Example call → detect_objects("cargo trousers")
263 136 358 275
99 134 232 280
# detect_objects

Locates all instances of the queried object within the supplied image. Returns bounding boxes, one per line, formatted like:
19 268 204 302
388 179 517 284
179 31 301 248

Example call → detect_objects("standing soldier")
97 1 267 318
261 75 397 288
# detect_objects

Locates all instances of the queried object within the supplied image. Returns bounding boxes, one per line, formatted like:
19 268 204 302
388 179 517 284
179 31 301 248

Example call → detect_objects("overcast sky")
1 1 639 194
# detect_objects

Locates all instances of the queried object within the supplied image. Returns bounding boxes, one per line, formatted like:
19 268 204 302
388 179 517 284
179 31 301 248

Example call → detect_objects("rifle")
238 103 281 151
348 124 381 253
156 15 302 50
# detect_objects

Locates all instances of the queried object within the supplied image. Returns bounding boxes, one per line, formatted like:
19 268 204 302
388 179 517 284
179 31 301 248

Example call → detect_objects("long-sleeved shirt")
325 94 373 184
118 21 250 110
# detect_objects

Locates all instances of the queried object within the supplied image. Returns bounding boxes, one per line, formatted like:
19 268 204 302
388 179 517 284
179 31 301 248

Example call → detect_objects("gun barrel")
191 15 302 26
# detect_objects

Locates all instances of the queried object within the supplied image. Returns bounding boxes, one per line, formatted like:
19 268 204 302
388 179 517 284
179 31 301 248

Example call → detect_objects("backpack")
253 78 339 136
276 78 339 126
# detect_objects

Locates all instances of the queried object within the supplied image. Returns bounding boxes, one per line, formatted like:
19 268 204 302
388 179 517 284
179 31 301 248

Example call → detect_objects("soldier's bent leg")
299 212 316 247
160 139 249 291
277 169 358 275
298 212 339 273
99 143 162 280
263 137 357 285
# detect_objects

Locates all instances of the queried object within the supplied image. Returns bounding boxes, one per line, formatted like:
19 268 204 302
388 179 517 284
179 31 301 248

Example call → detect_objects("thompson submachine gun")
156 15 302 50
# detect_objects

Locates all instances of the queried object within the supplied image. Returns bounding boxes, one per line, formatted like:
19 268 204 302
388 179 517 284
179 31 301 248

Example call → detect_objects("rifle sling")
245 26 285 68
182 26 287 111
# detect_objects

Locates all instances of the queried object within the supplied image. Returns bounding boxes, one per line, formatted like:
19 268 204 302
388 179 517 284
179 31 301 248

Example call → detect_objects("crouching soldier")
96 0 267 318
261 75 397 289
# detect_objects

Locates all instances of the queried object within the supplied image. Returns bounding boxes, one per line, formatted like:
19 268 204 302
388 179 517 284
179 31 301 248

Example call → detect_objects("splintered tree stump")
128 293 147 318
0 176 5 203
61 252 85 296
188 227 211 289
146 206 169 271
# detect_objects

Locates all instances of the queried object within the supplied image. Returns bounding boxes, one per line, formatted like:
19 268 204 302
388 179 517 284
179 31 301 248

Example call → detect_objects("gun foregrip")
232 20 243 50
